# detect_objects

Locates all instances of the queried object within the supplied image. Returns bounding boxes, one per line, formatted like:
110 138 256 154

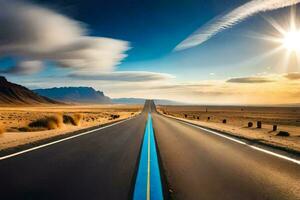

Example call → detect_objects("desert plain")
157 105 300 152
0 104 142 150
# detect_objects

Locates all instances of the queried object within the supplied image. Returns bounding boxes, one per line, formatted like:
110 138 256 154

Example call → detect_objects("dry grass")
0 125 4 134
29 114 63 130
73 113 82 125
158 105 300 152
63 113 82 126
0 104 142 150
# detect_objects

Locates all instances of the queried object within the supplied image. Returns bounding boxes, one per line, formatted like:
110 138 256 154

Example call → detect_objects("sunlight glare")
282 30 300 51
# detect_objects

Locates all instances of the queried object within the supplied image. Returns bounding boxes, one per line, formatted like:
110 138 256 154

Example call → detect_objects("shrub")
110 114 120 120
73 113 83 125
29 115 63 130
63 113 82 126
63 115 75 125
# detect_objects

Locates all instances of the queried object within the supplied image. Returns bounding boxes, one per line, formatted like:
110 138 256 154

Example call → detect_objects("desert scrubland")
0 104 142 150
157 105 300 152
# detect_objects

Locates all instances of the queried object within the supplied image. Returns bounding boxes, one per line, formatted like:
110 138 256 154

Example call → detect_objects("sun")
282 30 300 52
256 6 300 71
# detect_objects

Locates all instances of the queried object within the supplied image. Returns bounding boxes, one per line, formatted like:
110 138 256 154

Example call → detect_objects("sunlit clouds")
0 0 129 75
69 71 175 82
18 72 300 105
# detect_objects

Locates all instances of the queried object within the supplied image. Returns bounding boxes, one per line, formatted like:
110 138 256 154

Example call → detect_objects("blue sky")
0 0 300 104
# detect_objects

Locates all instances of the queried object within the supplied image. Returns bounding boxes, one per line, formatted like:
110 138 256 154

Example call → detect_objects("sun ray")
262 15 286 35
258 6 300 72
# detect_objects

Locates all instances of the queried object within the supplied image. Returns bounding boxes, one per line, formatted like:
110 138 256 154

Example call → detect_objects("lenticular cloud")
0 0 129 74
175 0 300 51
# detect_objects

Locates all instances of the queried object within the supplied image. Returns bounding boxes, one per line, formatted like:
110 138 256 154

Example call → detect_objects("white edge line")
177 119 300 165
0 117 135 161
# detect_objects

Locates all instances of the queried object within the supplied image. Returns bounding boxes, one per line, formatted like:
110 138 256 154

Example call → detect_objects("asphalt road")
0 102 151 200
151 102 300 200
0 100 299 200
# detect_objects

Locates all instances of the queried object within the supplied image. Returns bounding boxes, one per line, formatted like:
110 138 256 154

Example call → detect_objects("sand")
157 105 300 152
0 104 142 150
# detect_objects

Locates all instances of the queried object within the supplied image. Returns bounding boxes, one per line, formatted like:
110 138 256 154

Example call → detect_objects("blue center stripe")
133 113 164 200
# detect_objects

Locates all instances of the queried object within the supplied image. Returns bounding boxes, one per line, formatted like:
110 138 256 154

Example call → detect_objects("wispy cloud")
0 60 43 75
69 71 175 82
0 0 129 74
175 0 300 51
227 76 275 83
284 72 300 80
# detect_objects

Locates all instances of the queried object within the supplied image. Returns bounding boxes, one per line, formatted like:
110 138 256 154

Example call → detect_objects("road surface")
0 100 299 200
150 101 300 200
0 102 151 200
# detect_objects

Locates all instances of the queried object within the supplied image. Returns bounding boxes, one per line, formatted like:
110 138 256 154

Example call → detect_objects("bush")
63 113 82 126
29 115 63 130
73 114 83 125
63 115 75 125
110 114 120 120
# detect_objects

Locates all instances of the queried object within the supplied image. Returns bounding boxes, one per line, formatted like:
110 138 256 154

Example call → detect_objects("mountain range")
34 87 112 104
0 76 181 105
0 76 58 104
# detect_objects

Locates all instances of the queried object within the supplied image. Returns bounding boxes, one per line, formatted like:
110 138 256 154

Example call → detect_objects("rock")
257 121 262 128
276 131 289 137
248 122 253 127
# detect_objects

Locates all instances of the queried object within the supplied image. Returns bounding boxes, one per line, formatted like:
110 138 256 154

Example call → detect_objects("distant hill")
0 76 58 105
34 87 112 104
112 98 182 105
112 98 145 104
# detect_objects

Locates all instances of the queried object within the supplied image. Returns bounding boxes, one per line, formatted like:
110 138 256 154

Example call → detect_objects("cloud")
175 0 300 51
20 72 300 104
284 72 300 80
149 83 213 90
1 60 43 75
0 0 129 74
69 71 175 82
227 76 275 83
